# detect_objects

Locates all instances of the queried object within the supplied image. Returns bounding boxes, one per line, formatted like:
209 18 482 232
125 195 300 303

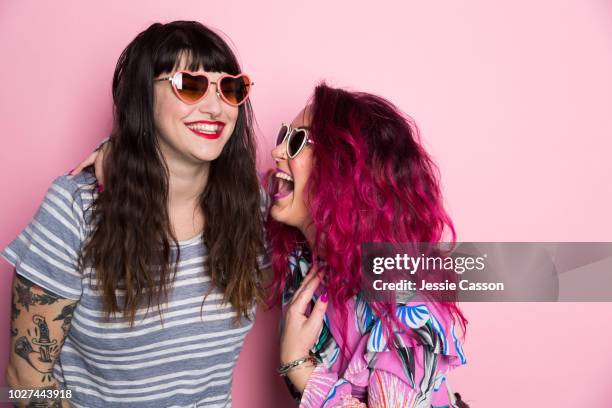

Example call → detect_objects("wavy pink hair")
266 83 467 360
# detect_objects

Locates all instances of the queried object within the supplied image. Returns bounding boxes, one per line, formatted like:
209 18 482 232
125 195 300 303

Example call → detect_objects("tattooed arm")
6 272 77 408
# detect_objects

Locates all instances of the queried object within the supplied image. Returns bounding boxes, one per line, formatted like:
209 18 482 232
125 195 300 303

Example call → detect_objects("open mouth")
270 169 294 201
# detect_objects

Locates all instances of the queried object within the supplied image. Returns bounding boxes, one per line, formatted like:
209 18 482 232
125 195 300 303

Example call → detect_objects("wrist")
280 350 310 365
286 364 316 394
278 355 317 376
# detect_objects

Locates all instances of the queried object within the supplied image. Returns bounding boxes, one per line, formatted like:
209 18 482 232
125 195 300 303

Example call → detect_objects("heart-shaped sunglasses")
276 123 314 159
154 71 253 106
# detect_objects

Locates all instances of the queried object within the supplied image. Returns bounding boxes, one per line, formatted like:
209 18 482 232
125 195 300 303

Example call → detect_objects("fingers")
291 272 323 315
292 265 321 299
292 266 319 301
305 291 328 333
69 150 99 176
94 144 107 185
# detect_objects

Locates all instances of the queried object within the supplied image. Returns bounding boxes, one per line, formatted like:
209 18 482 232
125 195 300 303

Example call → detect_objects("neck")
159 144 210 241
300 222 318 257
166 159 209 206
157 139 210 205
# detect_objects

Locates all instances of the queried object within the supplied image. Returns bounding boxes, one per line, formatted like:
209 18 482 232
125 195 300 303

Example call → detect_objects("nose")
197 82 223 117
271 137 287 162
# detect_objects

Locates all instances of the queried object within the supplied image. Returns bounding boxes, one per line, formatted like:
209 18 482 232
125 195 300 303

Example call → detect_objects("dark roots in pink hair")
266 83 467 359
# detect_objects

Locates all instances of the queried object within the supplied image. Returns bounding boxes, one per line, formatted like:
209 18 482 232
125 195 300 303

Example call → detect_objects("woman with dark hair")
2 21 267 407
270 84 469 407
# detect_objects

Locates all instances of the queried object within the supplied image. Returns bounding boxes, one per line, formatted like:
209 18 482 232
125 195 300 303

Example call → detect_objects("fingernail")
320 291 328 303
97 184 104 193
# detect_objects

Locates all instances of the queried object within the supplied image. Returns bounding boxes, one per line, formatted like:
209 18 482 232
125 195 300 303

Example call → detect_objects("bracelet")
277 355 318 376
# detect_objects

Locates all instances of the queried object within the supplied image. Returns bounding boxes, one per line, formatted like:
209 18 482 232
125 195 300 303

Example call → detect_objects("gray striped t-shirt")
2 172 270 408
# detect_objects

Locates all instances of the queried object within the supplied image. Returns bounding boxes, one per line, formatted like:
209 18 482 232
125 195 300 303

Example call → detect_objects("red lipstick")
184 120 225 140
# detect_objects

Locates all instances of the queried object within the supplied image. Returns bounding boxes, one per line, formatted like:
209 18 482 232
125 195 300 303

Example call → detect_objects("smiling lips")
272 169 294 200
185 120 225 139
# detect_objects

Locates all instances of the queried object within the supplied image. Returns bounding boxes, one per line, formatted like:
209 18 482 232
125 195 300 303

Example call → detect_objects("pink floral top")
281 249 467 408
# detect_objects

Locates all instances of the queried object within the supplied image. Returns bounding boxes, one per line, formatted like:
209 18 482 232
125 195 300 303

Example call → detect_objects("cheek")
291 159 314 207
154 94 186 132
153 98 163 126
229 106 239 121
224 107 239 134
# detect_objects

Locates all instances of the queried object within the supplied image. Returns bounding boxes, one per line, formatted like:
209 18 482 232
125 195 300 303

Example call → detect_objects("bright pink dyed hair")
266 83 467 360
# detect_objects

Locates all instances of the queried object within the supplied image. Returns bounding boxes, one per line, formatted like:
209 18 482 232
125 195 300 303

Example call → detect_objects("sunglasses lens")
219 75 251 105
276 125 289 146
288 129 307 157
175 72 208 103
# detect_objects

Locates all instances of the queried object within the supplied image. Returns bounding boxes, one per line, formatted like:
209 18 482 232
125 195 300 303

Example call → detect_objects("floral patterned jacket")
281 248 467 408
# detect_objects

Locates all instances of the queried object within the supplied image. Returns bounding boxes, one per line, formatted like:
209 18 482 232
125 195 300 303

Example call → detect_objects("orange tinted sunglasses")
154 71 253 106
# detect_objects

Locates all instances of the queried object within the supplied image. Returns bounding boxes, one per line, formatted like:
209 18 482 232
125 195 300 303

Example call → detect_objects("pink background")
1 1 611 406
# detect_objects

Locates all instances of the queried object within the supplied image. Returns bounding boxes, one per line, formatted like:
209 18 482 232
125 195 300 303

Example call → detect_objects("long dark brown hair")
81 21 265 325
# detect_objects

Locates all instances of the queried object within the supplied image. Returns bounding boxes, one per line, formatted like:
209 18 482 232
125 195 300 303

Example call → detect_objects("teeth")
275 172 293 182
186 123 220 133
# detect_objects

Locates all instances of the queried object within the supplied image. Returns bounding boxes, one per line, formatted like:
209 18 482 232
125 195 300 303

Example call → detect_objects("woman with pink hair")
269 83 469 407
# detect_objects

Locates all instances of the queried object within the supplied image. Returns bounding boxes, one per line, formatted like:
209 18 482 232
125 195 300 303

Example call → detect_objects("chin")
191 145 225 162
270 205 297 227
196 153 222 163
271 205 311 232
270 205 288 224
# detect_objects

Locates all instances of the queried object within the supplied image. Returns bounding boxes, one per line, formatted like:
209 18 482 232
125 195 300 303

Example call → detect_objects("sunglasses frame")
277 123 314 159
154 71 254 107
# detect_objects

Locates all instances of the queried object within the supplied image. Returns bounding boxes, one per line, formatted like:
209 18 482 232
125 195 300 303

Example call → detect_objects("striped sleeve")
1 175 85 300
